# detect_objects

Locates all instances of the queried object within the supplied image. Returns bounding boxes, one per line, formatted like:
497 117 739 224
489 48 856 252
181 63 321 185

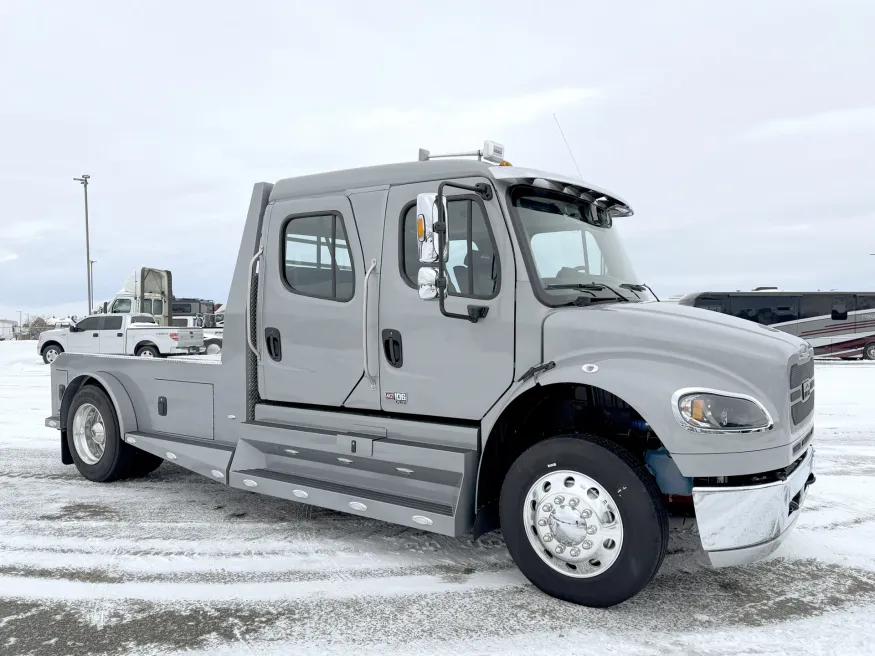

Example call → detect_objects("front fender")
482 350 788 477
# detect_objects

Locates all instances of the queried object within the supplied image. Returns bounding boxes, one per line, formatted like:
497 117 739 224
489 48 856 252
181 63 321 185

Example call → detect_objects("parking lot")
1 341 874 655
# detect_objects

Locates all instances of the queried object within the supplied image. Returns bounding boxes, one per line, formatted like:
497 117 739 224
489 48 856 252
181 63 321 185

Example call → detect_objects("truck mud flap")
226 420 478 537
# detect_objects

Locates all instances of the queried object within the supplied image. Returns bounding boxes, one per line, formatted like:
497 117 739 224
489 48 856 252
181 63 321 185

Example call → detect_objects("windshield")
511 188 650 304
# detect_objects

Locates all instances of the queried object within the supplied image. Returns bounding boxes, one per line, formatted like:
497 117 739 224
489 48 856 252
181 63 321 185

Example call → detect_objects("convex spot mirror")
416 192 447 301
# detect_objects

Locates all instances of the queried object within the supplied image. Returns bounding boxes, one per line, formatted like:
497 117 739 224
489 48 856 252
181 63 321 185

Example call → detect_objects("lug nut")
542 504 553 513
543 534 553 542
587 525 597 535
555 545 565 554
583 540 593 550
570 548 580 557
553 496 565 505
581 509 592 518
538 518 547 527
569 498 579 508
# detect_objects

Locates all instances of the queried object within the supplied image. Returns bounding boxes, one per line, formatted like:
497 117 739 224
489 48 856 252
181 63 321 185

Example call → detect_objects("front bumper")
692 446 815 567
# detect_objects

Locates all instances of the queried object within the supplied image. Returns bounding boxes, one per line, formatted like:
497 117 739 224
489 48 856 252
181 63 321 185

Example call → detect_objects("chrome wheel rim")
206 343 221 355
139 349 154 358
523 469 624 578
72 403 106 465
45 348 59 363
867 345 875 360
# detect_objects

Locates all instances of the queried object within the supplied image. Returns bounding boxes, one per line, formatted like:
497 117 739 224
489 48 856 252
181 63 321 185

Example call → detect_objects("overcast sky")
1 0 874 320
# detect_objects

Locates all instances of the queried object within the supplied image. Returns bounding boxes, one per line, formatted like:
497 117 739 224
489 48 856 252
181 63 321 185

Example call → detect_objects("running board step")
124 431 233 482
229 467 459 536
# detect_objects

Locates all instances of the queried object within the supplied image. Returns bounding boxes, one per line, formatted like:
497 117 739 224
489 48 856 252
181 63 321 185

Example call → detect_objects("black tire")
136 345 159 358
864 342 875 361
66 385 138 482
129 450 164 477
42 344 63 364
499 434 668 608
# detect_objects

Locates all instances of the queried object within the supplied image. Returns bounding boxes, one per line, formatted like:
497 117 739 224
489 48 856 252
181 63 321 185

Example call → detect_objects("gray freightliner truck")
45 142 816 607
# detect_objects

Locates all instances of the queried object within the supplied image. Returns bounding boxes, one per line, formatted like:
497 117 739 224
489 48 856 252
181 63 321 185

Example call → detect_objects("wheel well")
135 341 157 352
473 383 664 539
41 341 63 353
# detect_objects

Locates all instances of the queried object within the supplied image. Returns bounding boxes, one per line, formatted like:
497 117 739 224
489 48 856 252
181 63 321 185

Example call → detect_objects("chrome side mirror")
415 192 446 301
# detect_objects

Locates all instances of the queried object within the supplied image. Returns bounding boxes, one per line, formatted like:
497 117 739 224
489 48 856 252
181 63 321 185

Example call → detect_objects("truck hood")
39 328 68 341
542 301 806 399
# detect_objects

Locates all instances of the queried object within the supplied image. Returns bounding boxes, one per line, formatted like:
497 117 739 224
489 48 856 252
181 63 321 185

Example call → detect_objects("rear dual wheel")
67 385 163 481
864 343 875 361
500 435 668 608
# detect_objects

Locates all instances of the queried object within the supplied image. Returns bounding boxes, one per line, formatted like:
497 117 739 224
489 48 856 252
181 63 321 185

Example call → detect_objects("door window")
401 198 499 298
831 295 854 321
799 295 831 320
101 316 123 330
282 213 354 301
75 317 101 332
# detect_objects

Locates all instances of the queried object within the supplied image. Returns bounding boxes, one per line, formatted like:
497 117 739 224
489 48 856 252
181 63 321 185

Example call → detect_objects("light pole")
74 174 92 315
18 310 22 340
90 260 96 312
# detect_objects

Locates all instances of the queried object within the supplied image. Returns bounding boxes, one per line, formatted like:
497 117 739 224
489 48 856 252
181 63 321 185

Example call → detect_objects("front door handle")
93 333 99 337
117 333 123 337
382 329 403 368
264 327 282 362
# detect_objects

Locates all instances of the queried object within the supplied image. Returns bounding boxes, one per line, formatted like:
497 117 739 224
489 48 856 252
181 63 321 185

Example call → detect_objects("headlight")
672 389 773 433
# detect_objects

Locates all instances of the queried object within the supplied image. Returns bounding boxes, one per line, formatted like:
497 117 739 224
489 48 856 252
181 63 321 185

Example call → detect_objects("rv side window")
730 295 798 325
282 213 354 301
858 295 875 312
799 295 831 321
830 295 854 321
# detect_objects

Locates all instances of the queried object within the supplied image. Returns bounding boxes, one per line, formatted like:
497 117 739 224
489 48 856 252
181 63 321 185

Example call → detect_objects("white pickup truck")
169 315 223 354
38 313 204 364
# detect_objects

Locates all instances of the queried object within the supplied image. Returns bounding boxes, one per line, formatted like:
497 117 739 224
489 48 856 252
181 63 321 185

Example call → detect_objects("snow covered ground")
1 341 874 656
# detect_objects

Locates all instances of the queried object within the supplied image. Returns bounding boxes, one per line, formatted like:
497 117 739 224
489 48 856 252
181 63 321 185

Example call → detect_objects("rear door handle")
382 329 403 368
93 333 99 337
117 333 123 337
264 327 282 362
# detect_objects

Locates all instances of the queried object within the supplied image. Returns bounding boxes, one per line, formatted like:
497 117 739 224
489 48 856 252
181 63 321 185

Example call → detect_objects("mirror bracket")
467 305 489 323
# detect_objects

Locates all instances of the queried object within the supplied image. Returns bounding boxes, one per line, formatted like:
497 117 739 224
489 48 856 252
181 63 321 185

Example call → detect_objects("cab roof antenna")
553 113 583 179
418 140 509 165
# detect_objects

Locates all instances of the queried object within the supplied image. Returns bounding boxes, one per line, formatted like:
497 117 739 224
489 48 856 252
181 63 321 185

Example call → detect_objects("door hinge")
517 361 555 383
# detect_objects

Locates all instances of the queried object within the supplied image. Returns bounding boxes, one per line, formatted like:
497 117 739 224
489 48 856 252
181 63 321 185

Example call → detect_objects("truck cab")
44 142 815 608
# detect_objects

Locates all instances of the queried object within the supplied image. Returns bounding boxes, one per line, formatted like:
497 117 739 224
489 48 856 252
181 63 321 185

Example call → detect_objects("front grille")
791 392 814 425
790 358 814 389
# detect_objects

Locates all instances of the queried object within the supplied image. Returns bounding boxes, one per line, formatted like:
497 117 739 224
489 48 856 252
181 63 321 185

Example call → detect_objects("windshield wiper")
619 283 660 301
545 282 631 303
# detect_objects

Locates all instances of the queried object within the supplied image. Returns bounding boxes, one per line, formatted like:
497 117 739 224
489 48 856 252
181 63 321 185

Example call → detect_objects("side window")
283 213 354 301
76 317 100 331
831 295 854 321
401 197 499 298
152 299 164 315
102 316 123 331
729 295 798 325
133 315 155 324
858 295 875 313
799 295 831 320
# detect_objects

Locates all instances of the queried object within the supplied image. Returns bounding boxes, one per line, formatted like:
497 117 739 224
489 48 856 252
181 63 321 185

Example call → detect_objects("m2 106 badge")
385 392 407 404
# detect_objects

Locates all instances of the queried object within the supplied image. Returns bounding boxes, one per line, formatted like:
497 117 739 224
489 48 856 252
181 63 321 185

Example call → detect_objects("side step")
124 431 233 482
227 420 479 536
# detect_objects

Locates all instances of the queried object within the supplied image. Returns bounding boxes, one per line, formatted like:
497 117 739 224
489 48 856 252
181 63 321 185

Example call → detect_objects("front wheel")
500 435 668 608
205 341 222 355
42 345 63 364
864 342 875 361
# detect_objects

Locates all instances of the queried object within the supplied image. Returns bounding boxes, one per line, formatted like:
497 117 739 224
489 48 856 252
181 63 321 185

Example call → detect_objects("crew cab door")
98 315 125 354
378 177 516 420
258 196 367 406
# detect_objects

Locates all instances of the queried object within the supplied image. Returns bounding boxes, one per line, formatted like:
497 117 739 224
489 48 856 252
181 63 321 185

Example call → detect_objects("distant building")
0 319 16 340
